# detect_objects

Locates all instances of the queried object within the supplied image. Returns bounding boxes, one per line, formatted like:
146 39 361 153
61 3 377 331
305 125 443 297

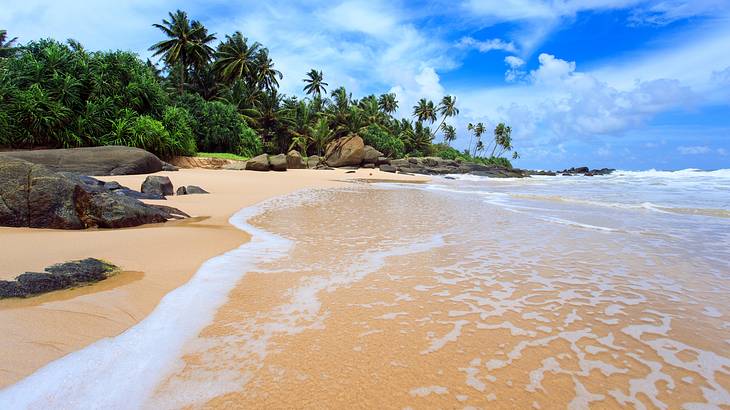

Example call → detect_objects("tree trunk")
179 63 185 95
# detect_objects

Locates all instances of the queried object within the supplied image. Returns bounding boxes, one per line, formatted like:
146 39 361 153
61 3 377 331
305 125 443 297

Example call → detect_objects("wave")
0 190 322 409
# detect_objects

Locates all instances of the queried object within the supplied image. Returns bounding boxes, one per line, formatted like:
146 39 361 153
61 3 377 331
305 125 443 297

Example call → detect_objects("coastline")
0 168 428 388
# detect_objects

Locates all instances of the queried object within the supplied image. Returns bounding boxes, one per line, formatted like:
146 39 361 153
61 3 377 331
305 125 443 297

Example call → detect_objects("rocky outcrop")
387 157 528 178
0 146 165 176
141 176 174 197
0 258 118 298
325 135 365 167
286 150 306 169
269 154 288 171
362 146 383 164
176 185 209 195
556 167 615 176
0 158 187 229
169 156 236 170
307 155 322 169
245 154 271 171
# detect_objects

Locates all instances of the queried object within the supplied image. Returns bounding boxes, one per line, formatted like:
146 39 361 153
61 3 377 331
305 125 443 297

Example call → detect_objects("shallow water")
2 171 729 408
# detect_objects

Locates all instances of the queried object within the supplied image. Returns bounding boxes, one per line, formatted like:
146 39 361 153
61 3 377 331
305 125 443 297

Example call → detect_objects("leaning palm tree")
149 10 216 94
213 31 260 85
413 98 437 123
0 29 18 58
436 95 459 132
443 124 457 146
378 93 398 115
303 69 328 97
470 122 486 157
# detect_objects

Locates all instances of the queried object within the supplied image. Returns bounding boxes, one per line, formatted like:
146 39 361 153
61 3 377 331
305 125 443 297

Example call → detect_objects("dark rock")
362 163 376 169
377 157 390 166
0 158 185 229
113 189 165 200
176 186 187 195
346 170 356 174
104 181 124 191
148 204 190 220
141 176 174 197
0 258 118 299
362 146 383 164
325 135 365 167
444 176 456 180
161 162 179 172
245 154 271 171
408 158 419 164
573 167 590 174
315 165 335 170
306 155 322 169
286 150 306 169
379 164 397 173
177 185 209 195
269 154 288 171
0 146 165 176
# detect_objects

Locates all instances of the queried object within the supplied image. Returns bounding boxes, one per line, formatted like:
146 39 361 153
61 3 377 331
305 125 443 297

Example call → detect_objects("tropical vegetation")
0 11 518 166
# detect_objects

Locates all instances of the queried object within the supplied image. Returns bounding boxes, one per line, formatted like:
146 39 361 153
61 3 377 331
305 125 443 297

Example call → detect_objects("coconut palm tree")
512 151 520 160
0 29 18 58
443 124 457 146
213 31 260 85
492 123 512 157
310 117 335 156
436 95 459 135
150 10 216 94
378 93 398 115
467 122 486 157
413 98 437 123
303 69 328 97
253 49 282 91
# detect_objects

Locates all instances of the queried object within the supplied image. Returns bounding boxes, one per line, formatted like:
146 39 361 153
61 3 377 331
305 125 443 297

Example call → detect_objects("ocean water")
1 170 729 408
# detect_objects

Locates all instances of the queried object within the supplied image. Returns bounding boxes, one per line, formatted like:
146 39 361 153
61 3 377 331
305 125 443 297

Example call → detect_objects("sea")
1 169 729 408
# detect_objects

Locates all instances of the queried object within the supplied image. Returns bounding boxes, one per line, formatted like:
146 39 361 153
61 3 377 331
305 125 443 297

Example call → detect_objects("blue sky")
2 0 730 170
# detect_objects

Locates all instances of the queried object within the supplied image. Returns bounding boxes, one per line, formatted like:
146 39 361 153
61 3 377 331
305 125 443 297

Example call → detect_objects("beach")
0 168 427 387
1 169 729 408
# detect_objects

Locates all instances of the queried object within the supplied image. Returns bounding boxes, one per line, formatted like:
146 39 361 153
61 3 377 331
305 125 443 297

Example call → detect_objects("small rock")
141 176 174 197
0 258 118 299
176 186 187 195
346 170 356 174
185 185 208 194
104 181 124 191
362 163 375 169
161 162 179 171
379 164 397 173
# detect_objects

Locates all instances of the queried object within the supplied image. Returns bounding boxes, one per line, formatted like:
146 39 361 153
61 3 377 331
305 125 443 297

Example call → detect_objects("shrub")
361 124 405 158
162 106 196 156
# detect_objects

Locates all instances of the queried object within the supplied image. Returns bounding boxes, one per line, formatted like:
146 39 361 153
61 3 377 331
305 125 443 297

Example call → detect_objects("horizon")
2 0 729 170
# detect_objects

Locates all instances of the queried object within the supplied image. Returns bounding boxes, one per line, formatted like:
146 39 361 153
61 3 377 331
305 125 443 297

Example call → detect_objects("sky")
2 0 730 170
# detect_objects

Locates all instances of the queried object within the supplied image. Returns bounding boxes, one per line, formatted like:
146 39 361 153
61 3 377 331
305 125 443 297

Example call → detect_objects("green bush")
431 144 461 160
162 106 196 156
361 124 404 158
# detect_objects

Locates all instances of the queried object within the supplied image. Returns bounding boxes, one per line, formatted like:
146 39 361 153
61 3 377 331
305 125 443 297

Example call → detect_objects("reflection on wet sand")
151 187 730 408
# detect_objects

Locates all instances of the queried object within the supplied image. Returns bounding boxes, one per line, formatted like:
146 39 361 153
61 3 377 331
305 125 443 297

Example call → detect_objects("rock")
377 157 390 166
170 156 236 170
0 158 185 229
269 154 288 171
379 164 397 173
177 185 209 195
362 146 383 164
307 156 322 169
314 165 335 170
346 170 356 174
362 163 376 169
444 176 456 180
245 154 271 171
324 135 365 167
161 162 179 171
113 189 165 200
286 150 306 169
141 176 174 197
104 181 124 191
0 146 165 176
0 258 118 299
408 158 419 164
573 166 590 174
222 161 247 170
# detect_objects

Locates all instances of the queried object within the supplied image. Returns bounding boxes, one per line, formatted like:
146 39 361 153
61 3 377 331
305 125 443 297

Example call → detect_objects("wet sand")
0 168 427 387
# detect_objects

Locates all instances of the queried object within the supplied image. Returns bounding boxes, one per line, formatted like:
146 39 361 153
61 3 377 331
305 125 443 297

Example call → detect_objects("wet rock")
269 154 288 171
245 154 271 171
0 146 165 176
141 176 174 197
286 150 306 169
325 135 365 167
0 258 118 299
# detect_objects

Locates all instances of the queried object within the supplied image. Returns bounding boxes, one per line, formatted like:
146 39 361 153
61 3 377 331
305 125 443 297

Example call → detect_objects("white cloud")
505 56 526 68
504 56 526 82
677 146 711 155
457 37 517 53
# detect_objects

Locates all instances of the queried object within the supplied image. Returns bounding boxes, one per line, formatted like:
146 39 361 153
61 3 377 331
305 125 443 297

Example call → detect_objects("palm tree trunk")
435 115 447 142
179 63 185 95
490 142 499 158
467 135 473 157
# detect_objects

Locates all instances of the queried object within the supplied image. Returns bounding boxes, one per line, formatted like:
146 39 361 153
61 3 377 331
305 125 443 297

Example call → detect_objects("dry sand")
0 168 427 387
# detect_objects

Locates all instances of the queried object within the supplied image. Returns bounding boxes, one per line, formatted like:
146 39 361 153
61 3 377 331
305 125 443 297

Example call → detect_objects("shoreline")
0 168 427 388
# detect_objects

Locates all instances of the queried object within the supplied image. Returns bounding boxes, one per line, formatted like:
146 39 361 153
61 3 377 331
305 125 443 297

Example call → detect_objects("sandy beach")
0 168 427 387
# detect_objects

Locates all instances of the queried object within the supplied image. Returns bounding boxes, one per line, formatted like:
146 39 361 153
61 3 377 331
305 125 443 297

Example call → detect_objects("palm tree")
303 69 328 97
253 49 282 91
512 151 520 160
0 29 18 58
436 95 459 135
413 98 437 123
443 125 457 146
378 93 398 115
492 123 512 157
213 31 260 85
470 122 485 157
149 10 216 94
310 117 335 156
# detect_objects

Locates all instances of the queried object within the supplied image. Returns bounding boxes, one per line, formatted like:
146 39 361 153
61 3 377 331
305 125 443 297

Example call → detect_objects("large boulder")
141 176 174 197
324 135 365 167
269 154 288 171
0 146 165 176
245 154 271 171
0 158 187 229
362 146 383 164
286 150 306 169
307 155 322 169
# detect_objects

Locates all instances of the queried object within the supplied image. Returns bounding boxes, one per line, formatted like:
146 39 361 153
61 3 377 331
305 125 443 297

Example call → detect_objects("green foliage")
162 106 196 156
361 124 404 158
197 152 249 161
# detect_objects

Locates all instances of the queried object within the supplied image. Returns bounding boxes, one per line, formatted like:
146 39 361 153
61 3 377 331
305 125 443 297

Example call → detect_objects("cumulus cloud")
504 56 526 82
457 37 517 53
